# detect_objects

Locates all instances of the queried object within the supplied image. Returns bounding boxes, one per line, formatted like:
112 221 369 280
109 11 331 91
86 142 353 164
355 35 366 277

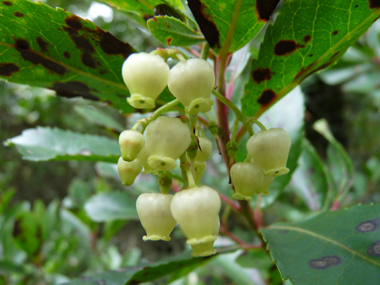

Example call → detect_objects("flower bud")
230 161 264 200
145 116 191 171
119 130 144 162
194 137 212 162
168 58 215 114
194 161 206 185
246 128 291 177
117 157 142 186
122 53 169 109
136 193 177 241
170 186 221 246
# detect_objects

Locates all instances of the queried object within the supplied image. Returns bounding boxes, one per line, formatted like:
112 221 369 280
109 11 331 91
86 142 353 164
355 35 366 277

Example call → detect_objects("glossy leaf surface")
261 204 380 284
5 127 120 163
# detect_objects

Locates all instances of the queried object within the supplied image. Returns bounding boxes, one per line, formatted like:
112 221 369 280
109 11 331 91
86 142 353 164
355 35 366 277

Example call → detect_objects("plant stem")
200 42 210 60
219 193 240 212
220 225 261 250
212 90 254 136
138 99 180 133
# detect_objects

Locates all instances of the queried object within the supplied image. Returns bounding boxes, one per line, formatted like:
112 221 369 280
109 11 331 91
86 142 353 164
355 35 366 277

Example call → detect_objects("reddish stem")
219 192 241 212
220 224 262 249
331 200 341 211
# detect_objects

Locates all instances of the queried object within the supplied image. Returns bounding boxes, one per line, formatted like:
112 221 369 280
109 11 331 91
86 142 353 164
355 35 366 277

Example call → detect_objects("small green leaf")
4 127 120 163
261 204 380 284
74 106 124 132
243 0 380 117
188 0 278 54
148 16 205 46
84 191 138 222
0 0 135 113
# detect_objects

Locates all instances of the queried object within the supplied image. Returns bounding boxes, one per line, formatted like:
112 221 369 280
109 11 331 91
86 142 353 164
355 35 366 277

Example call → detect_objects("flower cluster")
117 51 291 257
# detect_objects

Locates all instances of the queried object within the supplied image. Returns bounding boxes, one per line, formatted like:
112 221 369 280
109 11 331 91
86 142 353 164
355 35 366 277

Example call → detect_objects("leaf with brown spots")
0 0 138 114
95 0 188 28
242 0 380 117
261 204 380 284
188 0 277 54
147 15 205 46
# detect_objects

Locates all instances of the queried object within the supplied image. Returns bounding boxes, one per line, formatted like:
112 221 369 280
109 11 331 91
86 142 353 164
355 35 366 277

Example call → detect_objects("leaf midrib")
267 225 380 267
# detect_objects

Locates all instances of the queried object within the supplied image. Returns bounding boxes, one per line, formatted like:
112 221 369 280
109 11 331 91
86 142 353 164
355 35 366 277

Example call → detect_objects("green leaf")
65 253 215 285
4 127 120 163
84 191 138 222
314 119 354 202
188 0 279 54
242 0 380 117
0 0 135 113
148 16 205 46
261 204 380 284
290 139 332 210
74 106 124 132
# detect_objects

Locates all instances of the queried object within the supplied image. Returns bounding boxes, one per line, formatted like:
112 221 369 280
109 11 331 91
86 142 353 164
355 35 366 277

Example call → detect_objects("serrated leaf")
84 191 138 222
74 106 124 132
0 0 135 113
261 204 380 285
4 127 120 163
97 0 186 27
148 16 205 46
65 253 215 285
188 0 279 54
242 0 380 117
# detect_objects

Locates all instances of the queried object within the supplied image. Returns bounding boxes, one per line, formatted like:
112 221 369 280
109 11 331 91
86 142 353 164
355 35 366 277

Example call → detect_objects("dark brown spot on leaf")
257 90 276 105
188 0 220 49
356 218 379 232
370 0 380 8
0 63 19 76
308 54 314 57
99 70 108 75
355 5 359 7
309 255 342 270
63 51 71 59
167 37 172 45
3 1 12 5
65 17 83 30
252 67 273 84
303 35 311 43
99 32 134 58
274 40 297 56
50 81 99 101
14 39 67 75
154 4 185 21
63 27 95 53
256 0 280 21
14 12 24 17
36 37 49 53
332 30 338 35
368 241 380 257
82 53 97 68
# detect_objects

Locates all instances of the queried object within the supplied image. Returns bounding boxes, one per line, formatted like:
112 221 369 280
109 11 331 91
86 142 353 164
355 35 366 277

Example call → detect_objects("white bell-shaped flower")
138 147 157 174
117 156 142 186
119 130 144 162
168 58 215 114
181 218 220 257
194 137 212 162
145 116 191 171
122 53 169 109
246 128 291 177
194 161 206 185
170 186 221 246
230 161 264 201
136 193 177 241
